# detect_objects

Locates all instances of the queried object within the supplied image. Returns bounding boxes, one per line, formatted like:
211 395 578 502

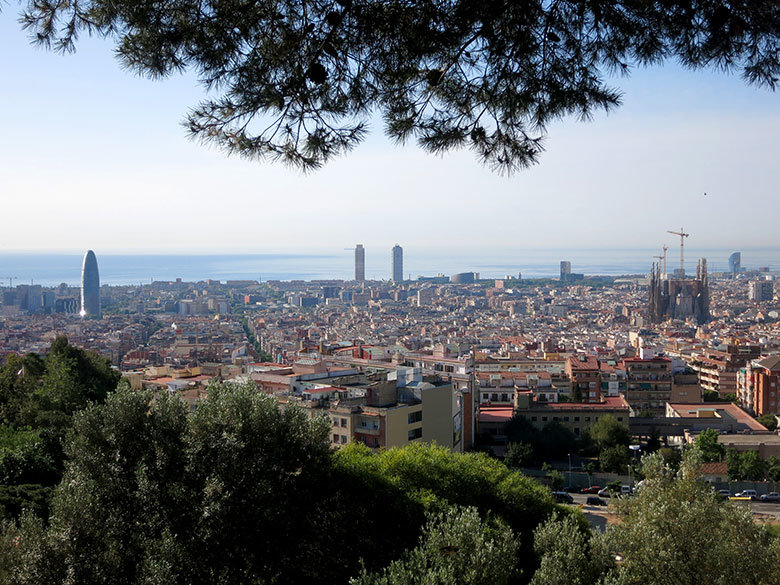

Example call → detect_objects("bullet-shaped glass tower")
80 250 101 318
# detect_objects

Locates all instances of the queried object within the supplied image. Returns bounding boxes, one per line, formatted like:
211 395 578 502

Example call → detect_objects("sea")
1 248 778 287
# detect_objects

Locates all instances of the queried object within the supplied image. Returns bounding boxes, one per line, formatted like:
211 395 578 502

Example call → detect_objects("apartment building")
621 356 672 416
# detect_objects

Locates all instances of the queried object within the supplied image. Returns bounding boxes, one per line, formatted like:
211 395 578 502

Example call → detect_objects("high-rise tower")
392 244 403 282
355 244 365 282
80 250 101 318
729 252 741 276
560 261 571 281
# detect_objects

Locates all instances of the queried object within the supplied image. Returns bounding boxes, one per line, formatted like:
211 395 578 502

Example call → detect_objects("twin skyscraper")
354 244 403 282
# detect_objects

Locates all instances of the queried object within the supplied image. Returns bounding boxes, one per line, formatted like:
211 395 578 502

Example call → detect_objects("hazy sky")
1 13 778 255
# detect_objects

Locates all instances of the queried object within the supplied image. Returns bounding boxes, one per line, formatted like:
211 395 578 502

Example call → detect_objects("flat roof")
478 407 514 423
668 402 767 432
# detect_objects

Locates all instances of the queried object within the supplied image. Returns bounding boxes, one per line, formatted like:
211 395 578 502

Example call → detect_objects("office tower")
729 252 741 276
392 244 403 282
560 261 571 281
81 250 101 318
748 279 774 302
355 244 365 282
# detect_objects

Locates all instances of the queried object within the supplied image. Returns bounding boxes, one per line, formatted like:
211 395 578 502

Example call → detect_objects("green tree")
505 442 534 469
336 442 560 581
529 452 780 585
13 0 778 172
530 513 614 585
738 450 767 482
657 447 682 471
30 335 121 422
693 428 725 463
604 452 780 585
536 421 577 461
758 414 778 431
505 415 538 446
767 456 780 483
599 445 629 474
646 427 661 453
727 448 744 481
351 506 520 585
589 415 630 450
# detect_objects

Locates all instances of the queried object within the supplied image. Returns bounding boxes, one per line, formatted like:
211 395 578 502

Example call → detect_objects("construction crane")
653 245 669 275
2 277 18 288
667 228 689 276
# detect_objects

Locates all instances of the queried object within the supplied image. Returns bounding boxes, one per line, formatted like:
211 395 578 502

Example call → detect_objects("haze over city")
1 15 778 254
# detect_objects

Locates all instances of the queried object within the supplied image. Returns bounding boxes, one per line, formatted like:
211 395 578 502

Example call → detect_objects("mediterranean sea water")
1 248 779 287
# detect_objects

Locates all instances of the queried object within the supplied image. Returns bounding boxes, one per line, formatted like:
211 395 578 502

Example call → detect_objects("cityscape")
2 2 779 584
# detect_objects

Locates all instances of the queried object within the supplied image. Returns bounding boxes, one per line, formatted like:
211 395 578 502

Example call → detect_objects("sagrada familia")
648 258 710 325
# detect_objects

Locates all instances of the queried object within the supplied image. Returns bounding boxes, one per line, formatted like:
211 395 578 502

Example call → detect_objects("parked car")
735 489 758 500
586 496 607 506
563 486 581 493
583 486 602 494
760 492 780 502
552 491 574 504
553 492 574 504
716 489 731 500
597 487 611 497
620 485 634 496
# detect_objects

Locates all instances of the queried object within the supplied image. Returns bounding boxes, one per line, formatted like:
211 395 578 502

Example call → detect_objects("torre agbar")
80 250 101 318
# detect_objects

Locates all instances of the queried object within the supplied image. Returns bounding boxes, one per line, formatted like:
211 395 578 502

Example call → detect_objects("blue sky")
1 12 778 255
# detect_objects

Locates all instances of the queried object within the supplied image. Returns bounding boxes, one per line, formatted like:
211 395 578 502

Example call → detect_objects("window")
333 434 339 443
617 417 623 422
585 417 590 422
574 416 580 422
491 393 499 401
332 417 338 426
563 416 569 422
340 435 348 444
531 416 537 422
553 416 559 421
408 428 423 440
340 418 348 427
501 393 509 402
542 417 548 422
408 411 423 424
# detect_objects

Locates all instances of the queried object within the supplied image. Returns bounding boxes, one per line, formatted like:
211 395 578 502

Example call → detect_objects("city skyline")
0 17 778 254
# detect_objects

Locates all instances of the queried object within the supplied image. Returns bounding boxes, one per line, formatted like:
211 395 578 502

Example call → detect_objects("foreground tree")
12 0 779 172
529 451 780 585
351 506 520 585
0 337 121 521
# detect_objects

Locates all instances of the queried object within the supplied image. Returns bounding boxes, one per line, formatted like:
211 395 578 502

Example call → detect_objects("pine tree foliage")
14 0 780 172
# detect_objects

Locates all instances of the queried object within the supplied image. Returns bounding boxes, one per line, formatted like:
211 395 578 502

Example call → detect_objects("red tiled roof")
478 407 514 423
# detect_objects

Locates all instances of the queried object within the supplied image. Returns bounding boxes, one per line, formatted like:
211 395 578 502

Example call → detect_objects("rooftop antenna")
667 228 689 276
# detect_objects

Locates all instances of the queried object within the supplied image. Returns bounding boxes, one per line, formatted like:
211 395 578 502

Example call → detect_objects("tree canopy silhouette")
14 0 780 172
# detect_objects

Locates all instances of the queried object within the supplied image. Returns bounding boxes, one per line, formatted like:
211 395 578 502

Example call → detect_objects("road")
565 492 780 519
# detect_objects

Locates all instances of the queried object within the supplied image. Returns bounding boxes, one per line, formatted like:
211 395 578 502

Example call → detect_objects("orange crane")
667 228 689 276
